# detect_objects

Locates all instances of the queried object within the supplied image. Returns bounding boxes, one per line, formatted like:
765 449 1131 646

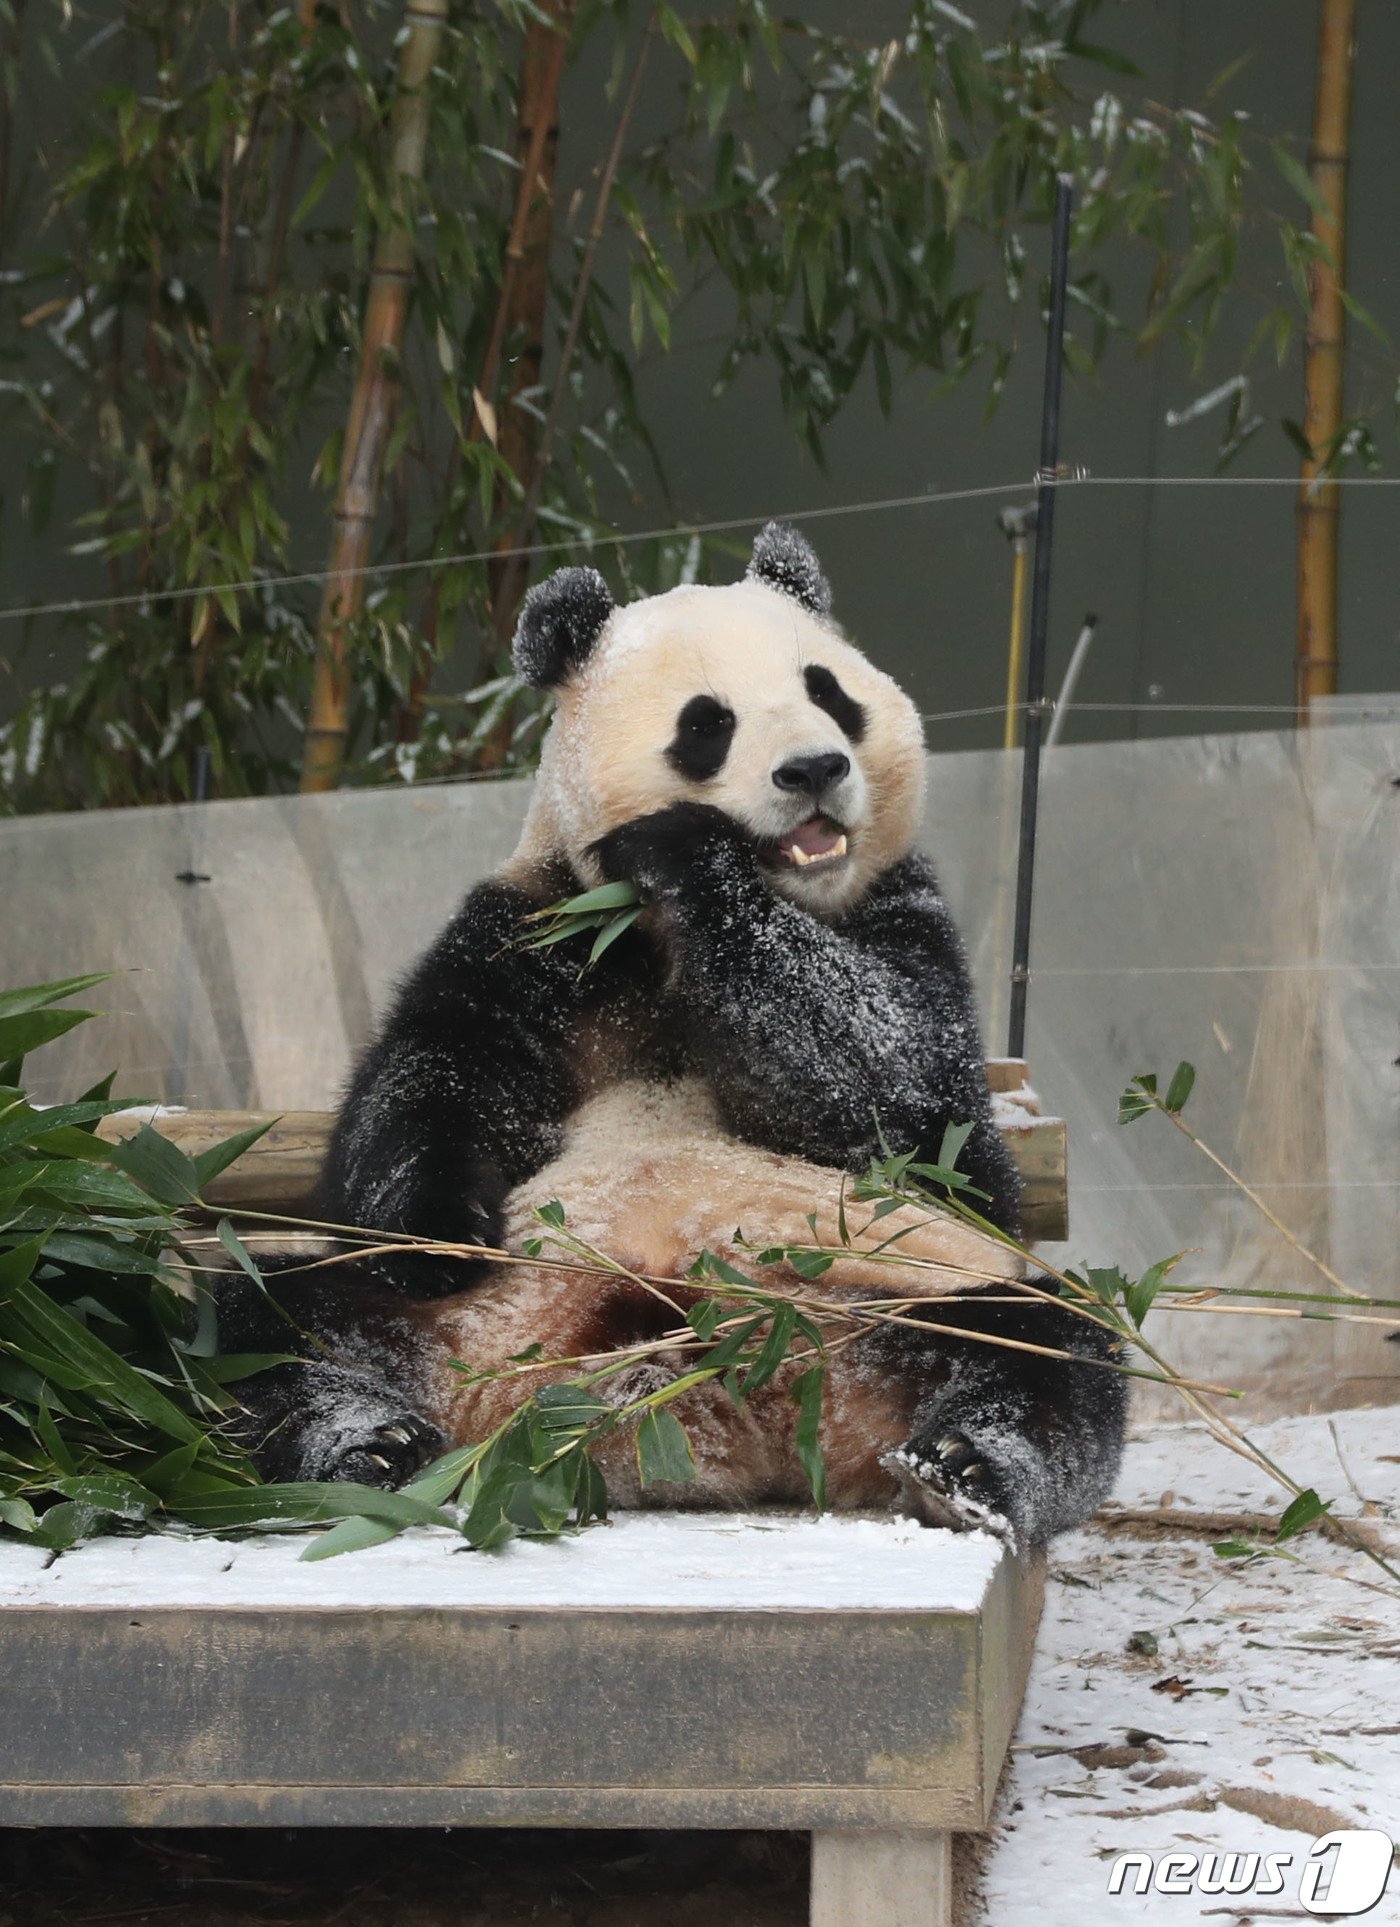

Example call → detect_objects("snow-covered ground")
977 1405 1400 1924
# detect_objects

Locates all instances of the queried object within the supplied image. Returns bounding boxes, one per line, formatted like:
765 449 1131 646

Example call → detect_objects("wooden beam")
97 1079 1069 1242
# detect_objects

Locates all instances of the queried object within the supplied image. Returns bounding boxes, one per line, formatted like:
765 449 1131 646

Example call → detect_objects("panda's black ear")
512 567 614 689
745 520 832 618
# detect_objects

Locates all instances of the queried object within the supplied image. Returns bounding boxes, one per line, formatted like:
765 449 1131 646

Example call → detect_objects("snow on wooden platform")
0 1510 1003 1613
974 1404 1400 1925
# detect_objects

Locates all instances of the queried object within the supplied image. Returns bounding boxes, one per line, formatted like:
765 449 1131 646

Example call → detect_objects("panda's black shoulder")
399 861 575 997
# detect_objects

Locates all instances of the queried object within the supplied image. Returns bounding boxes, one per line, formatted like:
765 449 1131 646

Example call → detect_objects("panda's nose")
772 750 851 795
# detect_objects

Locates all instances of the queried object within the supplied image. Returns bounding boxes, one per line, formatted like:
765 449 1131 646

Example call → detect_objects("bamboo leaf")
0 975 116 1020
0 1497 38 1535
1164 1061 1196 1115
0 1009 92 1061
0 1250 204 1445
588 906 642 963
192 1117 276 1192
636 1407 696 1486
1269 140 1330 218
1276 1487 1331 1542
737 1301 796 1397
790 1364 826 1509
1117 1076 1158 1125
177 1480 455 1533
0 1097 143 1157
300 1514 403 1561
524 880 642 920
1125 1252 1183 1327
107 1124 201 1207
1339 289 1389 346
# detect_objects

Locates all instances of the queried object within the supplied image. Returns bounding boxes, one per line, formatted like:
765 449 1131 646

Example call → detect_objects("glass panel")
4 715 1395 1413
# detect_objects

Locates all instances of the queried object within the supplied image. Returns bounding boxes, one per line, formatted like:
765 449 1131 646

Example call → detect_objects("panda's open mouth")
772 814 849 869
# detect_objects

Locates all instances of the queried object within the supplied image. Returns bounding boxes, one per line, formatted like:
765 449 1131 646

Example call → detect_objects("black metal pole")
1007 175 1073 1060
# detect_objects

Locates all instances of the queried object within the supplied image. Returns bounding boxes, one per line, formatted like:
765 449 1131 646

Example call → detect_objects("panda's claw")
881 1433 1019 1551
315 1405 445 1491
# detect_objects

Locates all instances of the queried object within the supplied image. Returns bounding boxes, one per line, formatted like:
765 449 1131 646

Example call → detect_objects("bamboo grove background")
0 0 1385 813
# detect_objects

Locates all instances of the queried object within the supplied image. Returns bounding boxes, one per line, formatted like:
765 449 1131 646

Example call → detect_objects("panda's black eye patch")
804 663 867 742
667 694 736 781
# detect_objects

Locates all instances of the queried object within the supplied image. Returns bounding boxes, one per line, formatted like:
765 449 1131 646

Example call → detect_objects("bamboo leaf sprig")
516 881 646 969
1120 1060 1366 1300
0 976 288 1551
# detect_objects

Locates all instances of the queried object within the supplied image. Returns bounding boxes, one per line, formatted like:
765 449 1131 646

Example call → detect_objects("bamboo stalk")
398 2 574 743
247 0 319 425
0 0 27 278
1001 534 1029 751
485 4 574 607
196 1211 1228 1395
486 17 655 652
193 0 318 698
211 2 241 348
1153 1097 1364 1299
300 0 449 793
1296 0 1355 720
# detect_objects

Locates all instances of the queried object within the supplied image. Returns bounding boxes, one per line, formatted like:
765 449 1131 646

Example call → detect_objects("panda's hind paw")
322 1409 444 1490
881 1431 1019 1551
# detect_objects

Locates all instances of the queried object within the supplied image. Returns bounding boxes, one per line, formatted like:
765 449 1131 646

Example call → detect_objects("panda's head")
510 523 926 915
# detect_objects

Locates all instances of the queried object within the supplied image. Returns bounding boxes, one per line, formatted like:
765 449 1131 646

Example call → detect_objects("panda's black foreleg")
212 1263 444 1489
882 1288 1128 1549
321 872 590 1299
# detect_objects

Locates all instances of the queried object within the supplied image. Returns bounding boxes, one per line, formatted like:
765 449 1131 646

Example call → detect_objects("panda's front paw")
363 1161 507 1298
591 802 754 900
881 1429 1020 1550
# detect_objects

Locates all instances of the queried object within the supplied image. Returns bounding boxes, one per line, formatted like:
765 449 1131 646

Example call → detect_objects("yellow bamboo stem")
400 2 574 742
1296 0 1355 721
301 0 449 793
1002 536 1029 750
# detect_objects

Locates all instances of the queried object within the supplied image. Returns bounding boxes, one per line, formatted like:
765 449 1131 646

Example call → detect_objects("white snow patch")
0 1511 1004 1613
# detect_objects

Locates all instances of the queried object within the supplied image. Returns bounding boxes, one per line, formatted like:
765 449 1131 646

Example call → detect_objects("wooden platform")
0 1514 1044 1926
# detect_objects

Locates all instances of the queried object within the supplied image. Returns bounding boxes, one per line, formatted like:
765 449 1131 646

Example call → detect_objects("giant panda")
222 524 1125 1548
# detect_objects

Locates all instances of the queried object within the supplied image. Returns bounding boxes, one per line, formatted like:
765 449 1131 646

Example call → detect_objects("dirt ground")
0 1828 816 1927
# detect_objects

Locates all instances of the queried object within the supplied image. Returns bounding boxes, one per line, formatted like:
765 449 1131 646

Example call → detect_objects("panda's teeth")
787 833 847 869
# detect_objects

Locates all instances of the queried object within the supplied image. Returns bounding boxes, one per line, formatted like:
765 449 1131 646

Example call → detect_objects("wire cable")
5 468 1400 629
0 479 1025 627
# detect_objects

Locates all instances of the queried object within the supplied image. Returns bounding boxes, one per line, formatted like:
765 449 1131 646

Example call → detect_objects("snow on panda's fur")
221 525 1125 1547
